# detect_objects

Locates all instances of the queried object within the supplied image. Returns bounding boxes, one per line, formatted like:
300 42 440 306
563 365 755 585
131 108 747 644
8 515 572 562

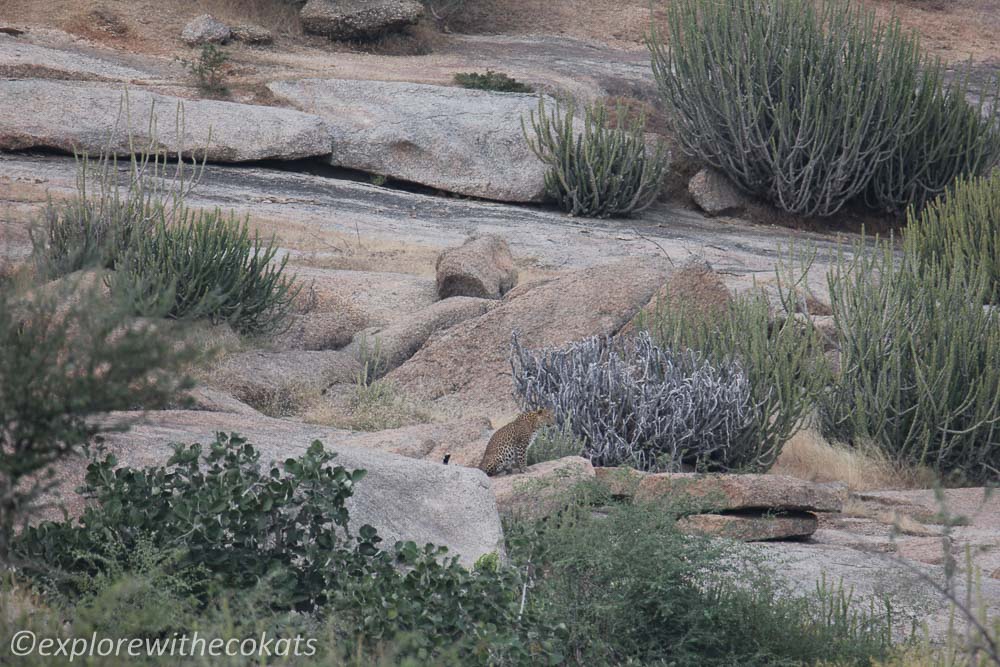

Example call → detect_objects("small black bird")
442 454 451 465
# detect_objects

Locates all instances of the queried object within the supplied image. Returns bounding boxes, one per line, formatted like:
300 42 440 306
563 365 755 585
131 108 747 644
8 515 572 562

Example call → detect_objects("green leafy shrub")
822 242 1000 482
110 211 299 335
906 171 1000 303
454 69 534 93
0 281 193 562
641 281 828 472
180 44 230 95
506 488 896 665
649 0 1000 217
13 434 551 663
524 98 669 218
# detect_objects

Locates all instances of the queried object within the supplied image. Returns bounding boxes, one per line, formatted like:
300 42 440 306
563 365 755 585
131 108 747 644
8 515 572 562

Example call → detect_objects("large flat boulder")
300 0 423 40
266 78 552 202
43 410 504 567
386 258 672 415
490 456 595 519
0 80 332 162
0 37 152 81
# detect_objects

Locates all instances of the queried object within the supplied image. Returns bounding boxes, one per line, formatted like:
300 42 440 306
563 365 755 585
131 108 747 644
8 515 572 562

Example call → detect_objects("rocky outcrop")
595 468 845 541
436 235 518 300
276 267 438 351
181 15 231 45
266 79 553 202
387 258 672 415
300 0 423 40
0 80 332 162
0 38 151 82
344 296 496 374
688 168 749 216
41 410 505 567
490 456 595 519
230 24 273 45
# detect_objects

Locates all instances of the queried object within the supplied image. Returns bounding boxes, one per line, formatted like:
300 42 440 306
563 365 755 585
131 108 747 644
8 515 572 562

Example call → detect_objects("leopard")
477 408 555 476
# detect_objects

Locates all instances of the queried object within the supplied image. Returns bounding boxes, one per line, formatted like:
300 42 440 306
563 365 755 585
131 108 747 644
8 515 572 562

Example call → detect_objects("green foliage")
30 149 199 280
505 489 896 665
13 434 547 663
906 171 1000 304
180 44 230 95
525 426 583 466
649 0 1000 217
110 211 299 336
454 69 534 93
524 98 669 218
822 241 1000 482
641 273 828 472
0 281 193 562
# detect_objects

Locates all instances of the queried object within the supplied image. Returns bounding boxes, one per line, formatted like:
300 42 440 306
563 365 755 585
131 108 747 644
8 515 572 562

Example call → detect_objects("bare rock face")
344 296 496 375
677 512 818 542
300 0 423 40
490 456 595 519
387 258 672 416
436 235 518 300
41 410 505 567
688 168 749 216
0 80 332 162
181 15 231 46
266 78 553 202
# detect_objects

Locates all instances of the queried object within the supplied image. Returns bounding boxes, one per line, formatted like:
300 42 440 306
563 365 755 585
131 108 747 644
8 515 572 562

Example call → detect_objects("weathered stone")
274 266 438 351
40 410 504 566
621 259 732 336
688 168 749 216
595 469 847 513
208 349 360 415
300 0 423 40
181 15 231 46
436 235 518 300
230 24 273 45
345 296 495 373
490 457 595 519
387 258 672 415
678 512 818 541
0 38 150 81
266 79 555 202
0 80 332 162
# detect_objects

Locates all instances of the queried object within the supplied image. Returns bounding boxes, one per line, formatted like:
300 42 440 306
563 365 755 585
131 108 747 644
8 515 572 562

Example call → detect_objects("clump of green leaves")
454 69 534 93
524 98 669 218
109 211 299 336
822 241 1000 483
906 171 1000 303
649 0 1000 217
0 281 193 562
180 44 230 95
525 425 583 466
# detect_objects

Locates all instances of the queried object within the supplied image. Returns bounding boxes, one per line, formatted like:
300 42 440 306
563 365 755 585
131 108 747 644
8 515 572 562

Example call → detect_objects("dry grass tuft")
304 380 431 432
772 427 935 492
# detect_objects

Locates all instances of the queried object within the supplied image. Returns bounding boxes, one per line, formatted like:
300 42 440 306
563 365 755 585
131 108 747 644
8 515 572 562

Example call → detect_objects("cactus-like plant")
111 211 299 335
648 0 1000 217
905 171 1000 303
523 98 669 218
511 332 756 472
823 241 1000 482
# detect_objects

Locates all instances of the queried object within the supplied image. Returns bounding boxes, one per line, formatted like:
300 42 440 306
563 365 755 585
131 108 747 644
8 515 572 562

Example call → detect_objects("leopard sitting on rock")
477 408 555 476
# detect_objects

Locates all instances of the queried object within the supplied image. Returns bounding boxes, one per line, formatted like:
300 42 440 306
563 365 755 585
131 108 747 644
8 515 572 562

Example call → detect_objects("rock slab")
267 78 552 202
0 80 332 162
436 235 518 300
490 456 595 519
300 0 423 40
677 512 818 541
